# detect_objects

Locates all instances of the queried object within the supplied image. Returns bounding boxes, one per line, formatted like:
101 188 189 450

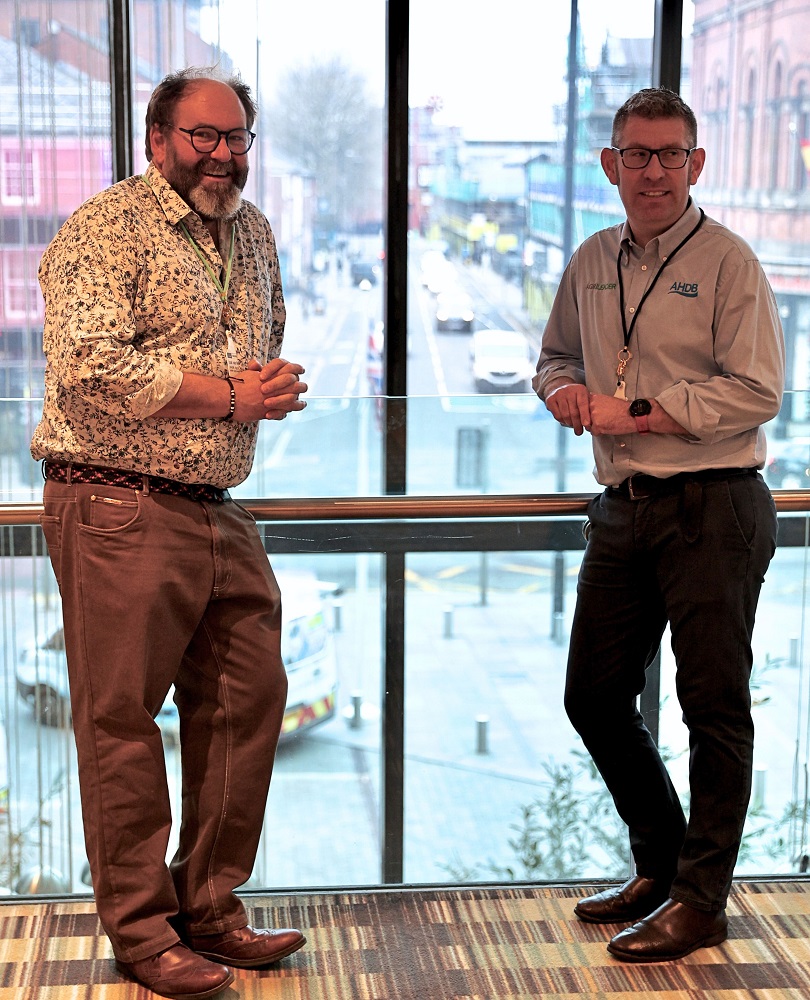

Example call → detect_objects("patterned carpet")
0 880 809 998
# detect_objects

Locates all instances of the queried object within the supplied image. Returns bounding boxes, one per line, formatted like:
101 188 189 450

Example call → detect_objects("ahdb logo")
669 280 698 297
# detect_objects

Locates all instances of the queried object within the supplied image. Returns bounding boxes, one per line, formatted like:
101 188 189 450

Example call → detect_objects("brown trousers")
41 479 287 962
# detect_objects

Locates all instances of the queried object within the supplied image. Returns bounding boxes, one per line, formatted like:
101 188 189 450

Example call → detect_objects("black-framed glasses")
172 126 256 154
612 146 696 169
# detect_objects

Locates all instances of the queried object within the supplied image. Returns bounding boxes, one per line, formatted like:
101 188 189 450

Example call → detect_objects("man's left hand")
588 393 636 436
588 393 687 437
257 358 308 420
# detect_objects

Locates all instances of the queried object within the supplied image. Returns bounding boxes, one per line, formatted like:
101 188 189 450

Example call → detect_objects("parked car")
435 289 475 332
764 442 810 488
420 251 456 295
350 259 381 287
470 328 535 393
16 571 339 743
419 249 448 287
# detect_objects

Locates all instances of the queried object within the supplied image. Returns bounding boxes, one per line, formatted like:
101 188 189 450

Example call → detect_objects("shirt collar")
142 161 195 226
619 197 702 261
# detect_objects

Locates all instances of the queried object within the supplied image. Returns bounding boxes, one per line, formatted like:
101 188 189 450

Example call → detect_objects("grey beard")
189 182 242 220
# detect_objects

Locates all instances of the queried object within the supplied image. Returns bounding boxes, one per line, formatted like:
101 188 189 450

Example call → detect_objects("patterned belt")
607 467 757 501
42 461 229 503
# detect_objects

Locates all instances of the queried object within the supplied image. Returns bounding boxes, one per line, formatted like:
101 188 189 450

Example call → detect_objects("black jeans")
564 471 777 911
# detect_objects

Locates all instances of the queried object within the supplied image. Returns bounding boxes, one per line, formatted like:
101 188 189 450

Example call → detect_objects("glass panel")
688 1 810 437
402 0 653 882
403 546 635 884
240 552 385 889
408 0 654 419
659 538 810 877
0 1 113 409
197 0 387 414
0 524 383 891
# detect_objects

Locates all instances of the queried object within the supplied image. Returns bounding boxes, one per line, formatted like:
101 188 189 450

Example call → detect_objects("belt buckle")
626 474 647 501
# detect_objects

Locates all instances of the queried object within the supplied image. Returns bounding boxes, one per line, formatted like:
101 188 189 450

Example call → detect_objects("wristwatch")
629 397 652 434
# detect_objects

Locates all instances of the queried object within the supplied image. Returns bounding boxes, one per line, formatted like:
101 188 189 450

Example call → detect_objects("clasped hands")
545 383 635 437
233 358 308 422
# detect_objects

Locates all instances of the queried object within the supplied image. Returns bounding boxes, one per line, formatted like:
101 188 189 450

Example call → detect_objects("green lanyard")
178 220 236 326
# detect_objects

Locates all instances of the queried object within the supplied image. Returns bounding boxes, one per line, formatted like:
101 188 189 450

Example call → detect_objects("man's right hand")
229 360 308 422
544 382 592 435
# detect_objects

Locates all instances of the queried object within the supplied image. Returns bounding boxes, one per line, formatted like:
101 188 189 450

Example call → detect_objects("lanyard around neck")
179 220 236 307
140 173 236 308
613 208 704 398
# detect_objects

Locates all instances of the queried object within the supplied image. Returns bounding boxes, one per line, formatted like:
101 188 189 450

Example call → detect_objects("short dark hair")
611 87 697 148
144 66 258 160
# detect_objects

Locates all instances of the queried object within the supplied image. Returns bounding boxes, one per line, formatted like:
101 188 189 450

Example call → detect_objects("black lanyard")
613 208 704 398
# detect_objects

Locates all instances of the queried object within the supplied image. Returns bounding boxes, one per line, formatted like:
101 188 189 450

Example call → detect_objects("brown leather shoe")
116 943 233 999
607 898 728 962
189 925 306 969
574 875 671 924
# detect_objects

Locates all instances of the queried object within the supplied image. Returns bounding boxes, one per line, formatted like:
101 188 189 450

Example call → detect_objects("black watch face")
629 398 652 417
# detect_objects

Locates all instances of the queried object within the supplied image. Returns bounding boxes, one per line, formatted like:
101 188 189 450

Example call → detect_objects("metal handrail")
1 490 809 525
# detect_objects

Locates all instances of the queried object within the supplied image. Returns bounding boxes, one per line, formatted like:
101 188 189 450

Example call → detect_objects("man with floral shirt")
32 68 307 999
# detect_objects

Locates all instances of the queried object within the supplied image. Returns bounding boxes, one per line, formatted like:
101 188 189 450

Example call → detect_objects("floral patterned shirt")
31 161 286 487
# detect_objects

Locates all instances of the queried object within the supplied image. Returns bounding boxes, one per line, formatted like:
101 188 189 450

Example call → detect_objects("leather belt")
607 467 757 501
42 461 229 503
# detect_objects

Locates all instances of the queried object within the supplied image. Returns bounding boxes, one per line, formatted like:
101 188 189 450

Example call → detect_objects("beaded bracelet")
223 377 236 420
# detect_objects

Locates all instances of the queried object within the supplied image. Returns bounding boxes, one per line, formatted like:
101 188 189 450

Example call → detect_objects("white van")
16 569 338 743
470 328 535 393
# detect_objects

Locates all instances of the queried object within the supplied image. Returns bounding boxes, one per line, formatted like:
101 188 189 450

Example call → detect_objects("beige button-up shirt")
534 200 785 486
32 161 286 487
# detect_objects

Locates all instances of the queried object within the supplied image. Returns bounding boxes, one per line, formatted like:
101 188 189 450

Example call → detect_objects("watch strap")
634 413 650 434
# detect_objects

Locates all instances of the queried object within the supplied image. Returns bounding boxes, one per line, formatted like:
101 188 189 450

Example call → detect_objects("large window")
2 1 810 900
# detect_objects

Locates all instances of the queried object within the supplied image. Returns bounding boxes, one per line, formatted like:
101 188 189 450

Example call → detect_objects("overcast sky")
204 1 689 141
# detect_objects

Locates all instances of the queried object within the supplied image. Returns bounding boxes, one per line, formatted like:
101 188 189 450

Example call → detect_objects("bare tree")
266 56 379 233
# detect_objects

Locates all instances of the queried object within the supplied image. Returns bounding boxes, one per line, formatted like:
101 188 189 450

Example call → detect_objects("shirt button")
628 306 635 313
620 442 626 448
641 264 648 271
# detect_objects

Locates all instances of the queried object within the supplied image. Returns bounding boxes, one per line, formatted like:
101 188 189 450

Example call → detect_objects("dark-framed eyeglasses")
611 146 696 170
172 125 256 154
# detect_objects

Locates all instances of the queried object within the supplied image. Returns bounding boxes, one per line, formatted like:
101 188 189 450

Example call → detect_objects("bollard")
790 635 799 667
475 715 490 754
551 610 565 645
443 605 454 639
332 599 343 633
350 691 363 729
752 765 767 811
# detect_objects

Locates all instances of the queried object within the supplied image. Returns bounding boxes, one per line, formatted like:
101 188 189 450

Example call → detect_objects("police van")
16 569 338 743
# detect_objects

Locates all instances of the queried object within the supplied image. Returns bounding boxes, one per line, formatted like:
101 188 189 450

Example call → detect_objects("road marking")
437 566 469 579
419 288 450 398
344 335 366 395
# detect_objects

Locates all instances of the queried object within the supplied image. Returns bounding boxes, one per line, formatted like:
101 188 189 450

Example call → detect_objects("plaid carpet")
1 880 809 998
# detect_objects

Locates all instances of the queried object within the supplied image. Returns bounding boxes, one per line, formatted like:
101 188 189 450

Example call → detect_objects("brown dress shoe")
116 942 234 999
574 875 671 924
607 898 728 962
189 925 306 969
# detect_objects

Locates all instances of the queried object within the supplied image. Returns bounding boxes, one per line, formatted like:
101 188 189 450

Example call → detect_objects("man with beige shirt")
535 88 784 963
32 67 306 999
